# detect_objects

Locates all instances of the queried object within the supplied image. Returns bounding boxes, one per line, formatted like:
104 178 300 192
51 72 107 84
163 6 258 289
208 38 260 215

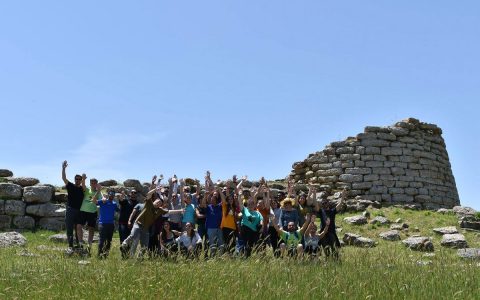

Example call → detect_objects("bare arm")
264 187 271 209
316 218 331 239
299 213 313 235
81 173 87 192
336 188 347 211
270 216 284 235
217 186 226 204
91 185 103 205
61 161 68 185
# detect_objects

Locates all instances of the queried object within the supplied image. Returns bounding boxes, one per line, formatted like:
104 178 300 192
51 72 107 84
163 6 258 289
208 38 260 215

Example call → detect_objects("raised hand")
82 173 87 180
62 161 68 169
152 175 157 185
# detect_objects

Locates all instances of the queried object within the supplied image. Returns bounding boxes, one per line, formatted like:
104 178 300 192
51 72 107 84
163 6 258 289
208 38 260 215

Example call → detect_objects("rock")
390 224 403 231
5 200 26 216
26 203 65 217
416 260 433 266
343 233 376 247
402 237 434 251
436 208 452 214
53 193 68 203
0 232 27 247
422 253 436 258
12 216 35 229
99 179 118 187
0 215 12 230
433 226 458 235
460 220 480 231
9 177 40 187
379 230 401 241
343 216 368 225
457 248 480 259
440 234 468 249
39 218 65 231
0 183 22 199
49 232 99 243
453 206 476 218
362 210 371 219
78 260 91 265
370 216 390 225
0 169 13 177
123 179 144 194
23 186 54 203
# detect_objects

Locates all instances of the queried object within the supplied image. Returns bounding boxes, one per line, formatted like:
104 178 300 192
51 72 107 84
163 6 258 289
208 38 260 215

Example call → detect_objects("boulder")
23 186 54 203
343 216 368 225
402 237 434 252
0 183 22 199
379 230 401 241
343 233 376 247
433 226 458 235
460 219 480 231
370 216 390 225
5 200 26 216
53 193 68 203
0 169 13 177
99 179 118 187
440 234 468 249
39 218 65 231
0 232 27 247
12 216 35 229
457 248 480 260
0 215 12 230
452 206 476 218
123 179 145 194
10 177 40 187
26 203 65 217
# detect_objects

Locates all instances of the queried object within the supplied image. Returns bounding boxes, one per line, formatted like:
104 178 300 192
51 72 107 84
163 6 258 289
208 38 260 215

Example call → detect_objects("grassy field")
0 208 479 299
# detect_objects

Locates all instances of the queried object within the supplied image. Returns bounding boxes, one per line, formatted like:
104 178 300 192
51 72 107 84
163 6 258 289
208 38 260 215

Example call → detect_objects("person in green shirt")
271 212 312 258
76 177 103 252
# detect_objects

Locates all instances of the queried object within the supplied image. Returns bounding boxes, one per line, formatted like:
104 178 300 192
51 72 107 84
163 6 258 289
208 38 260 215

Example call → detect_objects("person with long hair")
159 221 180 257
237 190 263 257
176 222 202 258
219 181 237 254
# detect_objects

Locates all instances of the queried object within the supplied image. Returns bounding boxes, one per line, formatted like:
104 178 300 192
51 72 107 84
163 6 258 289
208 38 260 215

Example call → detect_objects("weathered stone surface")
343 233 376 247
5 200 26 216
0 169 14 177
441 234 468 249
381 147 403 156
26 203 65 217
49 232 99 243
459 219 480 231
10 177 40 187
453 206 476 218
433 226 458 235
0 215 12 230
39 218 65 231
53 193 68 203
379 230 400 241
0 200 4 214
0 232 27 247
343 215 368 225
457 248 480 259
402 237 434 251
370 216 390 225
0 183 22 200
339 174 363 183
23 186 54 203
12 215 35 229
99 179 118 187
123 179 144 193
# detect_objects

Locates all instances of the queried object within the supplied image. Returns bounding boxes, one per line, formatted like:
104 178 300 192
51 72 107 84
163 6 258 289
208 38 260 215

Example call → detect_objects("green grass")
1 208 479 299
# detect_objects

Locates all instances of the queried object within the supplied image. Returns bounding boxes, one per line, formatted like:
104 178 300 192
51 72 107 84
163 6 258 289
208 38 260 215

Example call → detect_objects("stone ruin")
290 118 460 210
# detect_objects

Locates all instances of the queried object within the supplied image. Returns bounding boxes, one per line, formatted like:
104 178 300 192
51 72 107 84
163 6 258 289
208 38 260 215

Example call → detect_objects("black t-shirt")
118 199 138 223
319 208 337 233
66 181 84 209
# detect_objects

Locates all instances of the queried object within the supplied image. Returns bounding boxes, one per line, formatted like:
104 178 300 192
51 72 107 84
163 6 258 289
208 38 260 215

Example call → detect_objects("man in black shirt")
62 160 85 254
318 189 346 259
118 189 139 244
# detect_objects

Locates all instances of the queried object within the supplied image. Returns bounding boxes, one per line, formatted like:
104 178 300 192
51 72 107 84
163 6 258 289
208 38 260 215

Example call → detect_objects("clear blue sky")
1 1 478 209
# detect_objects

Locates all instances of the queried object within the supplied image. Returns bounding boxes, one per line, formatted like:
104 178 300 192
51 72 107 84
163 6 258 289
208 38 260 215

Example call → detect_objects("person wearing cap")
318 189 346 259
118 189 139 244
94 190 118 258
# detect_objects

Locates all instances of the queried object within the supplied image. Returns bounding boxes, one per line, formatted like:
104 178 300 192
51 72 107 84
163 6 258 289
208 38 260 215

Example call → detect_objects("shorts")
76 211 97 228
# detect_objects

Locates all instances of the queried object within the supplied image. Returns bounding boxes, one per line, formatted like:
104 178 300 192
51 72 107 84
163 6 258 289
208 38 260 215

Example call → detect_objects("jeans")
65 206 80 248
118 223 131 244
98 223 115 257
207 228 224 249
122 223 150 257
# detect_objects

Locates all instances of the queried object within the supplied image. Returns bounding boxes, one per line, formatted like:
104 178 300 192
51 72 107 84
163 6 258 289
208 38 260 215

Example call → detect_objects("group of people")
62 161 345 260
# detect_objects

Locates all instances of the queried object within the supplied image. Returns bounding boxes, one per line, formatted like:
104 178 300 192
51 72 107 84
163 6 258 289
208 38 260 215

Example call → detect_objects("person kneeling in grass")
270 213 311 258
176 222 202 258
120 175 183 258
94 189 118 258
304 215 330 258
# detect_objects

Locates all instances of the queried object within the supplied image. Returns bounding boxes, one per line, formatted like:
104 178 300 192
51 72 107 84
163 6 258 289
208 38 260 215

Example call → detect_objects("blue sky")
0 1 478 209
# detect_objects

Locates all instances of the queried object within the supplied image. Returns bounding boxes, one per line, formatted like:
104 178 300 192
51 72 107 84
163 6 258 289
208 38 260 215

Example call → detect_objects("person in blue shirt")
94 190 119 258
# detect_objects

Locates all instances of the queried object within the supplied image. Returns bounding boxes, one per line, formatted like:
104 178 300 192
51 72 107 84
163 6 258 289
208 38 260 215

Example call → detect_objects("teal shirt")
80 188 101 213
241 207 263 232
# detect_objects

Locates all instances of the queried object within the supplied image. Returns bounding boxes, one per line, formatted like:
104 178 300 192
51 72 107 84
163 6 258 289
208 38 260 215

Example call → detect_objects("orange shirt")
221 201 237 230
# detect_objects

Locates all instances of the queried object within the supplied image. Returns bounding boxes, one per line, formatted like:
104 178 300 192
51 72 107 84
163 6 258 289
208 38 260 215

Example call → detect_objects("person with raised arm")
318 188 346 259
181 179 197 230
93 189 118 258
176 222 202 258
118 189 139 244
159 221 181 257
120 175 183 258
304 215 330 258
205 171 224 255
237 186 263 257
271 212 312 258
219 180 237 254
77 176 103 253
61 160 85 254
167 176 184 232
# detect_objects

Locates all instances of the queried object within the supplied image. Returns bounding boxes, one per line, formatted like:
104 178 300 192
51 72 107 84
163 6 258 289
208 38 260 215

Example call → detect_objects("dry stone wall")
290 118 460 209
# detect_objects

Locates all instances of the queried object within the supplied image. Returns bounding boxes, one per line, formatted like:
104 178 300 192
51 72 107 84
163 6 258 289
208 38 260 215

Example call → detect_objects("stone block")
355 146 366 155
391 167 406 175
39 218 65 231
0 215 11 230
361 139 390 147
370 186 388 194
0 200 4 214
345 168 372 175
392 194 414 202
316 169 343 176
0 183 22 200
364 174 379 182
340 154 361 160
354 160 365 167
381 147 403 156
339 174 363 182
5 200 26 216
352 182 372 189
336 147 355 154
26 203 65 217
377 133 397 141
365 161 383 168
383 161 395 168
23 186 54 203
12 216 35 229
389 188 405 194
395 181 409 188
372 168 391 175
374 155 387 161
364 147 381 155
405 188 419 196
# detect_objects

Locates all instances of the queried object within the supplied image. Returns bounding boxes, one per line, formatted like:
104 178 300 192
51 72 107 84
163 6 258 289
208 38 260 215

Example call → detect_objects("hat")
280 197 296 208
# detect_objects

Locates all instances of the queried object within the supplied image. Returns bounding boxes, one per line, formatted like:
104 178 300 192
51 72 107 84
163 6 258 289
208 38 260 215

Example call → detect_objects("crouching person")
304 215 330 259
95 190 118 258
176 222 202 258
271 213 311 258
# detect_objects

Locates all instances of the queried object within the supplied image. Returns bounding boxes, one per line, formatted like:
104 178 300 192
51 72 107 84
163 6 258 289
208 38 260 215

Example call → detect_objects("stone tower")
290 118 460 209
